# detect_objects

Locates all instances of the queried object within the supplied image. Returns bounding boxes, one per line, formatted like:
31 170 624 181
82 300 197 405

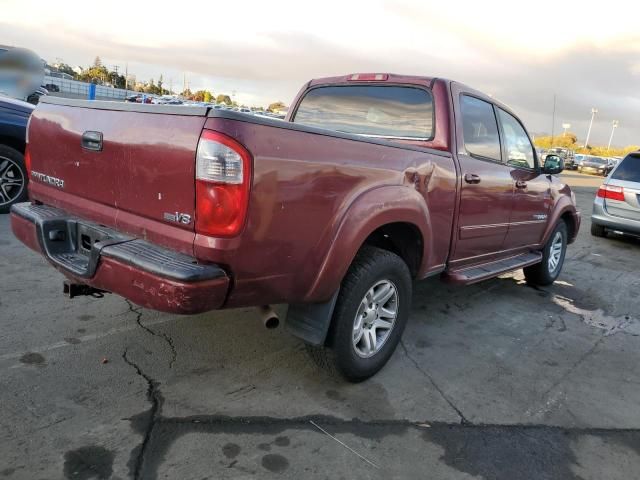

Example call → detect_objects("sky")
2 0 639 147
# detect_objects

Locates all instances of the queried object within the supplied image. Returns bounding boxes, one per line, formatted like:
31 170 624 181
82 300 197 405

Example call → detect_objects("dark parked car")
591 153 640 238
578 156 614 176
0 95 33 213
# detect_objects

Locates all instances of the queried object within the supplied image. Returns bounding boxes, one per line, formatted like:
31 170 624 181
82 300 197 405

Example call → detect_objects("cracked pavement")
2 172 640 479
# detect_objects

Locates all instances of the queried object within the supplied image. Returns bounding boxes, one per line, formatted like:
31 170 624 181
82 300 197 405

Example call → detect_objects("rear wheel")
305 246 412 382
0 145 28 214
591 223 606 237
524 221 567 286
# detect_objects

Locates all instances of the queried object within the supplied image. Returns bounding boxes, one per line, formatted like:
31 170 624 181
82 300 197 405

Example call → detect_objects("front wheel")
524 221 568 286
306 246 412 382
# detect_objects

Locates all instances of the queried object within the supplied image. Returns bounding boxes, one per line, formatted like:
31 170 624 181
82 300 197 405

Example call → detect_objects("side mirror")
542 154 564 175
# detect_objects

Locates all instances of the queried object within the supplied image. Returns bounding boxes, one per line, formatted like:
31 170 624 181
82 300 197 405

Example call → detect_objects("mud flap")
285 289 340 346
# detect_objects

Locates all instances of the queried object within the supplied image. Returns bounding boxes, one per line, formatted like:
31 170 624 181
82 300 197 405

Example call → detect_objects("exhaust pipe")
258 305 279 329
63 281 107 299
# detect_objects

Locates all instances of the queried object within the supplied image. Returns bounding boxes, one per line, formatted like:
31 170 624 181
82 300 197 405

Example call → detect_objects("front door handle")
464 173 481 184
515 180 527 189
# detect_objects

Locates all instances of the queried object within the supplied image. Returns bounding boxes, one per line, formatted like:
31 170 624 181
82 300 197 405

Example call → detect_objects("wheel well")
0 135 25 154
362 222 423 277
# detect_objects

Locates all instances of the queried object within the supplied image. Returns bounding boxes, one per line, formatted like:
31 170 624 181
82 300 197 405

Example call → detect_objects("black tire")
306 246 412 382
524 221 568 286
0 145 28 214
591 223 606 237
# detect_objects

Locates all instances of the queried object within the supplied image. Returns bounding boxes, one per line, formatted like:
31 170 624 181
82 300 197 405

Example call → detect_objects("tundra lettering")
31 170 64 188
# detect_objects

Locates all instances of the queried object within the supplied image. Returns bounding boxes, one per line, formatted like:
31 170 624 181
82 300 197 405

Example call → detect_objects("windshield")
293 85 434 139
587 156 607 164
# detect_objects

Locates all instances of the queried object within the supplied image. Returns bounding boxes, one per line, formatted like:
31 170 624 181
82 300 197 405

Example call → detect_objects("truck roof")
308 73 437 88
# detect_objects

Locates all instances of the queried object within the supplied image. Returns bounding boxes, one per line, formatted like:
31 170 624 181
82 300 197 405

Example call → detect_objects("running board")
442 252 543 285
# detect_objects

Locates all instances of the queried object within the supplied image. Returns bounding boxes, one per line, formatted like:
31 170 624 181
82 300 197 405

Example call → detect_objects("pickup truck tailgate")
27 98 207 252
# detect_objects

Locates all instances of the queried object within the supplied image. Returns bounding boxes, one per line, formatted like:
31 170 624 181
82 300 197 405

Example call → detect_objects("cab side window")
460 95 501 161
497 109 536 169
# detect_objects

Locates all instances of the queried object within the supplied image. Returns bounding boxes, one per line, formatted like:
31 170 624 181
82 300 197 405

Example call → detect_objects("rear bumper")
10 203 230 314
592 197 640 235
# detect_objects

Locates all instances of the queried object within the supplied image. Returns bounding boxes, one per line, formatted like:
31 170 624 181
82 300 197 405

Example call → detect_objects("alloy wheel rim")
548 231 563 273
0 156 25 206
352 279 398 358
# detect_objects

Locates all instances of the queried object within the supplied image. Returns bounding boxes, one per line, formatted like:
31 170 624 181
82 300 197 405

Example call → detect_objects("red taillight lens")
597 185 624 201
195 130 251 237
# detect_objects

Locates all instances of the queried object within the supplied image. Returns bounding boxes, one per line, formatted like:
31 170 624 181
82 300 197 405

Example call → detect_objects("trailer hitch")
63 281 108 299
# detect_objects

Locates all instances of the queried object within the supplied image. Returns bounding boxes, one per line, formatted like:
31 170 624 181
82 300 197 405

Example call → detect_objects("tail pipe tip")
258 305 279 329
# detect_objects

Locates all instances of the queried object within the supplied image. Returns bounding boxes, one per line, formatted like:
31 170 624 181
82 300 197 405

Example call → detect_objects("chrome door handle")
515 180 527 189
464 173 481 184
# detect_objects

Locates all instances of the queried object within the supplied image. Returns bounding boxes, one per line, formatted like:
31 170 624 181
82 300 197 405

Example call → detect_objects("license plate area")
38 218 132 278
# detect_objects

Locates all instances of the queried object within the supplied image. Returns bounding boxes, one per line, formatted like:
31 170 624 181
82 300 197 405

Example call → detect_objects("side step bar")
442 252 542 285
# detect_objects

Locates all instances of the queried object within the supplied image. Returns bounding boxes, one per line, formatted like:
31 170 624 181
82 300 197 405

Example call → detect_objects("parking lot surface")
2 172 640 479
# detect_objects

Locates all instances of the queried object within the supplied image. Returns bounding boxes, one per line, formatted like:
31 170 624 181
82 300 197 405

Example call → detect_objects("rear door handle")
81 131 103 151
515 180 527 189
464 173 481 184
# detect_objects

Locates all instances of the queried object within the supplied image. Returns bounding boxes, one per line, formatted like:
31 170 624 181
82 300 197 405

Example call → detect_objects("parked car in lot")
591 152 640 238
11 73 580 381
546 147 575 169
572 154 586 170
578 156 614 176
125 94 153 104
0 95 33 213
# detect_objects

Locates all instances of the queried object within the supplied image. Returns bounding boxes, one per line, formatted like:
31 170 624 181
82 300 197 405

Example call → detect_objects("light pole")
562 123 571 136
607 120 619 151
584 107 598 147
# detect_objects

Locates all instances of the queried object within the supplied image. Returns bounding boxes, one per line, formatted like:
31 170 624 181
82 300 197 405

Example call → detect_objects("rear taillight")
24 115 32 174
195 130 251 237
597 184 624 201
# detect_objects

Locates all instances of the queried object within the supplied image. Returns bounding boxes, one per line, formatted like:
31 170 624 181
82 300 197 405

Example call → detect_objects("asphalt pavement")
1 172 640 479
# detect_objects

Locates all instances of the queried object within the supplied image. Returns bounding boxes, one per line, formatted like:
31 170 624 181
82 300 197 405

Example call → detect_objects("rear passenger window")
497 109 536 169
292 85 433 139
611 155 640 182
460 96 501 161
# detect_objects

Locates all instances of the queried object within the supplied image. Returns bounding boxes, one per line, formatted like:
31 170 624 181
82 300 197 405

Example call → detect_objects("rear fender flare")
303 185 431 302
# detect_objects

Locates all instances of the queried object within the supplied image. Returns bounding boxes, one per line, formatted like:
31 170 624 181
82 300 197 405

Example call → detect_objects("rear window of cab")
292 85 434 139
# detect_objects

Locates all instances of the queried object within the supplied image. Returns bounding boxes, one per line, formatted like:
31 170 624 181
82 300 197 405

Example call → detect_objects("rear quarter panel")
197 116 457 307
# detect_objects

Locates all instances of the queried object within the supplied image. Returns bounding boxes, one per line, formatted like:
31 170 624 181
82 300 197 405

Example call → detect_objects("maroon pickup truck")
11 73 580 381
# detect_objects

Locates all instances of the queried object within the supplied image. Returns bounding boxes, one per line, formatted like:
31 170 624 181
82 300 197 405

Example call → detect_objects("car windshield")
587 156 606 164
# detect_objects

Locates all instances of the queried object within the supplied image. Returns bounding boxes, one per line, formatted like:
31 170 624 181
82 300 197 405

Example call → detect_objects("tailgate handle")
81 131 103 151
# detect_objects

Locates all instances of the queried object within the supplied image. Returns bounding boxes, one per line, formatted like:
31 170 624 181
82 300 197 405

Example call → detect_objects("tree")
533 132 578 150
216 94 231 105
53 62 76 77
158 75 163 92
78 65 109 85
203 91 212 103
93 56 102 67
267 101 287 113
